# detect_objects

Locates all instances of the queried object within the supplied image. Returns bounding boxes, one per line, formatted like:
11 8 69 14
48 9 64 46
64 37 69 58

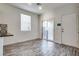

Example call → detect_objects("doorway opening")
42 20 54 41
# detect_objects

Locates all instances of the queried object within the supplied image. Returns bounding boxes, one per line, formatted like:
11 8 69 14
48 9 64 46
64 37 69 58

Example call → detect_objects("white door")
62 14 78 47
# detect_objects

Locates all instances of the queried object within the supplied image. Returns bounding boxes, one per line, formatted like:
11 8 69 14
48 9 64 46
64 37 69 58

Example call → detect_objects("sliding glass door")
42 20 54 41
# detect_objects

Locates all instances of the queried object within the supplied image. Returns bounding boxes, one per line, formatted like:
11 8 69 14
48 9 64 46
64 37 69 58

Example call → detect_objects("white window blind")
21 14 31 31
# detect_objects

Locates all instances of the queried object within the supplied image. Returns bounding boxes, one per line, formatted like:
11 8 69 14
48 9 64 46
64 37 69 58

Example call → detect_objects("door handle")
62 29 64 32
62 31 64 32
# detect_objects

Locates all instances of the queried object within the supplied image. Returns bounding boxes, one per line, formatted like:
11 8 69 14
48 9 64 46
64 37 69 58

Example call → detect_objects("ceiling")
9 3 75 14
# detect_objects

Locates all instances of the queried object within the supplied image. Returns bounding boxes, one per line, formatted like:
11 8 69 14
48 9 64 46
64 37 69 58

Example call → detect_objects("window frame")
20 13 31 31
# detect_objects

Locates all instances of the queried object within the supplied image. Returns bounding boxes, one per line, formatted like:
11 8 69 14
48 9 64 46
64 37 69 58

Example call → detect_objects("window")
21 14 31 31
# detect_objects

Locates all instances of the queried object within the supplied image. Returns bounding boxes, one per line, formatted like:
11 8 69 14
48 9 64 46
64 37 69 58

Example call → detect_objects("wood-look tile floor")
3 39 79 56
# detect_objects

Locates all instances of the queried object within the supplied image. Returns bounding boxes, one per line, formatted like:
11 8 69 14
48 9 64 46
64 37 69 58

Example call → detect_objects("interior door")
62 14 78 47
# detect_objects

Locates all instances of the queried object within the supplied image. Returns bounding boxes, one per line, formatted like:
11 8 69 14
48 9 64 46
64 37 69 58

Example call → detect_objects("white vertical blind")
21 14 31 31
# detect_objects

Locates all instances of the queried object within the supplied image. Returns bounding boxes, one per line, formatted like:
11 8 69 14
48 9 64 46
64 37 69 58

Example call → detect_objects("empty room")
0 3 79 56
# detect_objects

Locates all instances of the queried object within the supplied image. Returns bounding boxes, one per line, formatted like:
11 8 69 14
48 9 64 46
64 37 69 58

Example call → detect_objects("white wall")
54 4 77 16
41 10 54 21
0 4 39 45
